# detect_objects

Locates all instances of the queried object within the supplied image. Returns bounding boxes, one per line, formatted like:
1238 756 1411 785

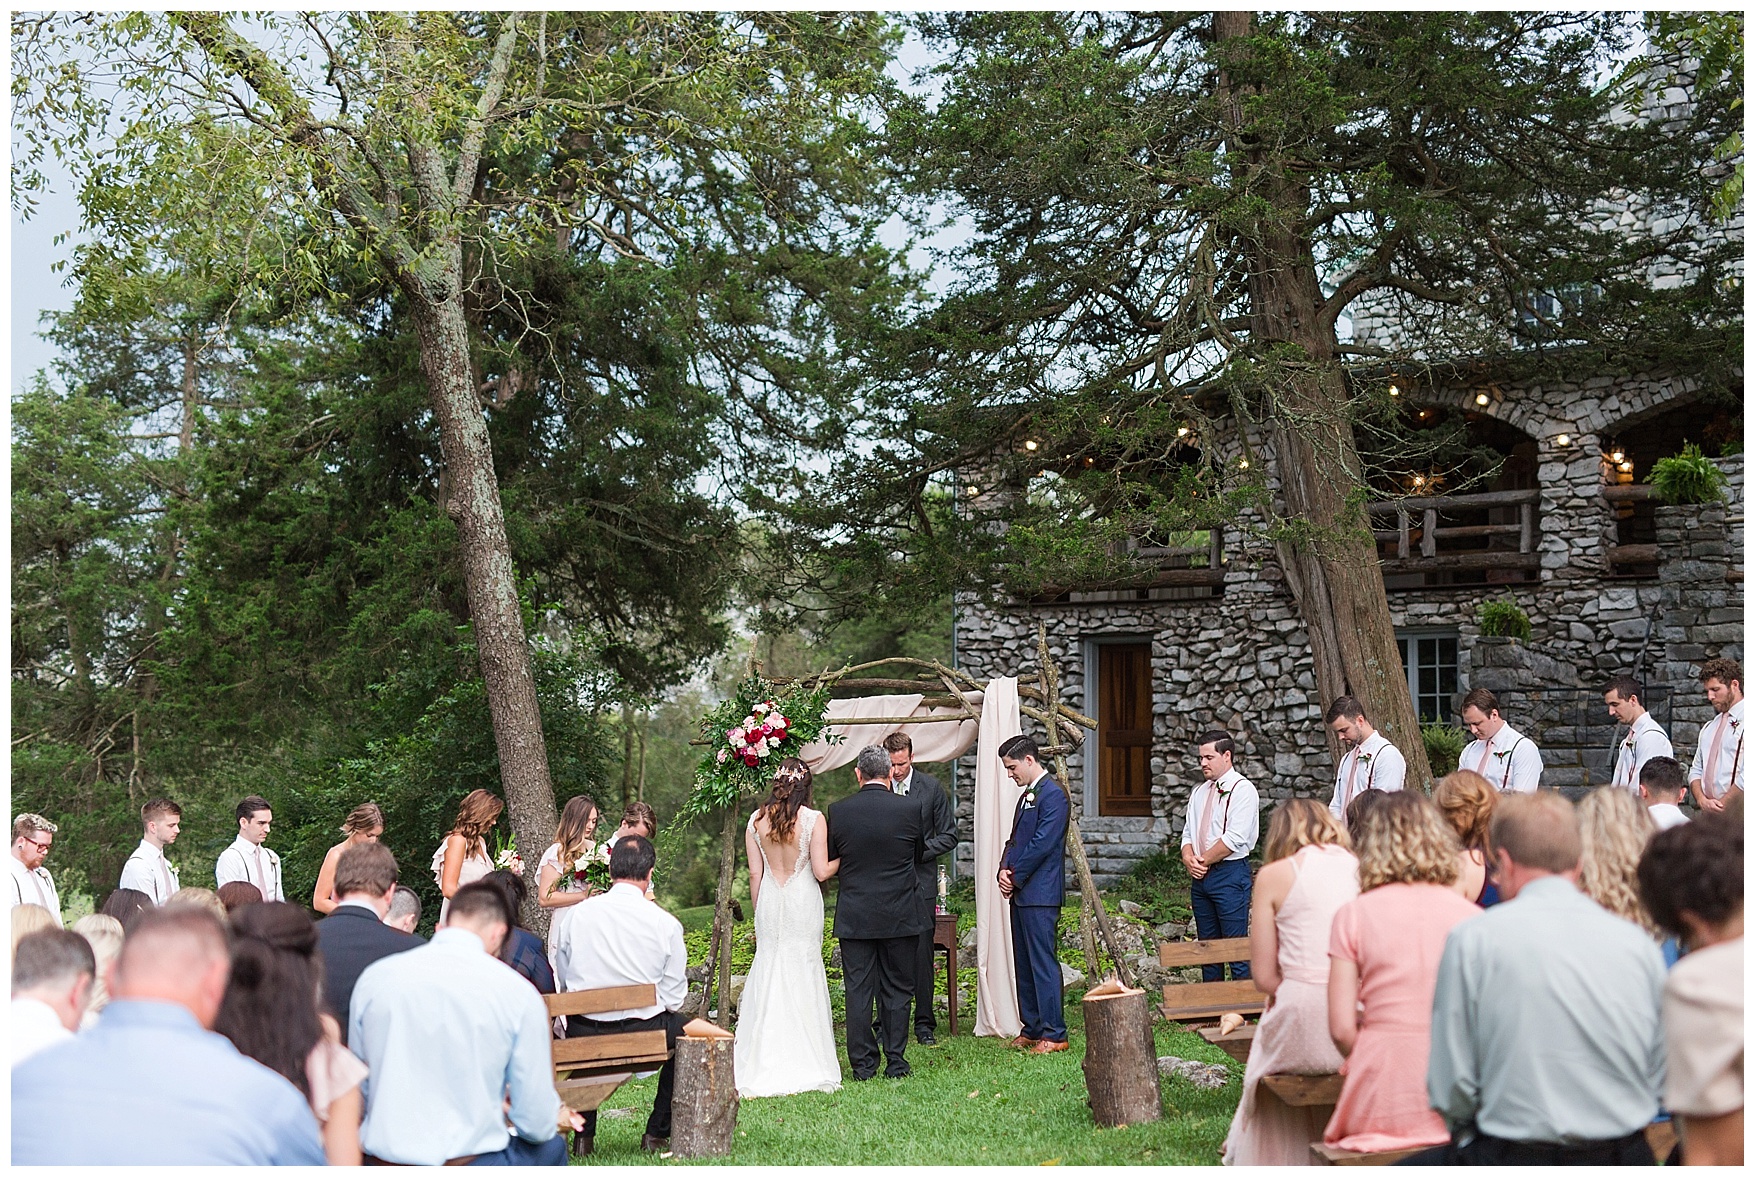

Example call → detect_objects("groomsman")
118 797 183 904
1604 676 1673 793
883 732 959 1046
1324 696 1407 827
215 796 285 902
1179 732 1259 980
7 814 61 919
1458 689 1543 793
996 734 1070 1055
1689 658 1744 813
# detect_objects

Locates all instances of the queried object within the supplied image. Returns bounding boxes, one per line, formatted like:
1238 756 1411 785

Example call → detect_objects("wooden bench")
1158 938 1265 1025
1197 1021 1256 1064
1311 1141 1427 1166
543 984 674 1116
1262 1072 1343 1107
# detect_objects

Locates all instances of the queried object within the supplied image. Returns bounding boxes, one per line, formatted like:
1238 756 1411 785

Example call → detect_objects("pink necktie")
1474 739 1493 775
1341 752 1360 813
157 856 172 900
1702 714 1728 796
254 846 267 894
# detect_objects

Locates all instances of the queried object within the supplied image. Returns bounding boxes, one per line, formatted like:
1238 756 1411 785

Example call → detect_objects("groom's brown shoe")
1010 1034 1040 1049
1028 1039 1069 1054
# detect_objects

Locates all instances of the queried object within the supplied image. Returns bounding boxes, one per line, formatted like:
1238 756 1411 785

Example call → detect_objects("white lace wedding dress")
734 806 842 1097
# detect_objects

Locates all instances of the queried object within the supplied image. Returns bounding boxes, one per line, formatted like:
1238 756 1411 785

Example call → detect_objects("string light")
1475 392 1491 407
1388 384 1400 397
1412 474 1427 490
1609 446 1625 464
1023 439 1038 452
1555 433 1571 446
1619 460 1634 474
1177 425 1190 438
1238 458 1250 470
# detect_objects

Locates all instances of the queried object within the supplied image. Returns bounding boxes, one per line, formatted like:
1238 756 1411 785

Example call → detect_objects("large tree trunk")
1214 11 1433 786
407 281 560 920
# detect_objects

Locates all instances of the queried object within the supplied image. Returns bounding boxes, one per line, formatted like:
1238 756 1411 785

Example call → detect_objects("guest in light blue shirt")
349 880 579 1165
1423 791 1666 1166
11 905 324 1166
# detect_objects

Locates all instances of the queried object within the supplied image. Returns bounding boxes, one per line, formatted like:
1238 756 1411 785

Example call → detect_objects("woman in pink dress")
1223 799 1360 1166
1325 790 1481 1155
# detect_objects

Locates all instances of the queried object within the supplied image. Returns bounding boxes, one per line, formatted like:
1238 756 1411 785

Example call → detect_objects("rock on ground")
1157 1055 1231 1090
1060 962 1086 988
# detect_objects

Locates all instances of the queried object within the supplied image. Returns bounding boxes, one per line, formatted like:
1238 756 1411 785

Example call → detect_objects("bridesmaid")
432 789 502 923
311 803 385 915
1324 791 1481 1154
1223 799 1360 1166
537 795 600 914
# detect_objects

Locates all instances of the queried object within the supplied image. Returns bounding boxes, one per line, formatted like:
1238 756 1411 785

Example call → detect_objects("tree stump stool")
1081 984 1163 1127
672 1036 738 1158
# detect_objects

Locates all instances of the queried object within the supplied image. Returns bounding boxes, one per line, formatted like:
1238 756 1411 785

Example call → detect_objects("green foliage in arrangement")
1476 598 1533 641
1650 442 1730 506
682 677 839 820
1422 722 1470 778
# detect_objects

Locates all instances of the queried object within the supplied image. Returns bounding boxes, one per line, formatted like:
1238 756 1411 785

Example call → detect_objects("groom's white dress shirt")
553 882 687 1020
215 835 284 901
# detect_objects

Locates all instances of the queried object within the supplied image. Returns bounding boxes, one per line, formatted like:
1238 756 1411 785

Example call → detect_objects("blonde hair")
1263 798 1349 862
1432 770 1497 851
10 903 58 949
1577 787 1657 933
342 802 384 836
449 789 505 855
1354 791 1461 891
72 914 124 1020
166 887 228 924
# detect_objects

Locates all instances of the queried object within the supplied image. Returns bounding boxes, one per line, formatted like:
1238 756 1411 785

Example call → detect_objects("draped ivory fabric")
797 693 982 773
972 676 1025 1039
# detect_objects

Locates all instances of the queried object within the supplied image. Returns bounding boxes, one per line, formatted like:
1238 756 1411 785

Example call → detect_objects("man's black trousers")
840 935 914 1077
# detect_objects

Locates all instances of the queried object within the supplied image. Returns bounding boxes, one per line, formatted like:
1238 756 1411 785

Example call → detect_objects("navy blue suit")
999 773 1069 1042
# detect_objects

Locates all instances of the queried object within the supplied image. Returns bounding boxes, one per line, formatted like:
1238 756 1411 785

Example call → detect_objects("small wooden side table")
932 911 960 1036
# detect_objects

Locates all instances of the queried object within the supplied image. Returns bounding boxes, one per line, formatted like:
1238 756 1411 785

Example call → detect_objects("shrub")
1477 598 1532 640
1650 442 1729 505
1422 722 1468 777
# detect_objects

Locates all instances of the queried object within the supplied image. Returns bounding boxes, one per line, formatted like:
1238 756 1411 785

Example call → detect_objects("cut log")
672 1037 738 1158
1081 987 1163 1127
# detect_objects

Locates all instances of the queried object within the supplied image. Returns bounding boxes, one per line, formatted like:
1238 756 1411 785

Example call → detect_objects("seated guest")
70 913 123 1028
482 869 556 994
1638 814 1744 1166
216 903 367 1165
11 928 95 1065
1432 770 1500 907
11 905 324 1164
552 835 688 1155
385 885 422 934
11 902 56 950
348 882 578 1165
166 886 229 924
99 887 153 934
217 880 265 916
1577 786 1659 935
1423 791 1666 1164
315 842 422 1040
1639 756 1691 831
1222 800 1359 1165
1324 791 1480 1154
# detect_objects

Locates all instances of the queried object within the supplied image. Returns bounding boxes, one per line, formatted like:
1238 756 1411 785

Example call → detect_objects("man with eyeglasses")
7 814 62 924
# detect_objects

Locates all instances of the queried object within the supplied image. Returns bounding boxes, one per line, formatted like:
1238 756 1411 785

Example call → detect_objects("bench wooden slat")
1159 938 1252 967
1311 1142 1428 1166
1197 1022 1256 1064
1261 1072 1343 1107
544 984 658 1019
555 1074 636 1113
1161 980 1265 1021
551 1029 670 1066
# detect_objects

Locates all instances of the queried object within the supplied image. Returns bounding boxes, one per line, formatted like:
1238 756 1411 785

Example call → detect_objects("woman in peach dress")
1324 791 1481 1154
1223 799 1361 1166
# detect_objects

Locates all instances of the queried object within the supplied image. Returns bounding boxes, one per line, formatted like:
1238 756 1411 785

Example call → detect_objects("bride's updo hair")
762 758 813 843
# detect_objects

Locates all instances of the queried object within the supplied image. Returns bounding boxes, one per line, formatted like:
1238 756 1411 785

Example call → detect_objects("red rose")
742 751 760 767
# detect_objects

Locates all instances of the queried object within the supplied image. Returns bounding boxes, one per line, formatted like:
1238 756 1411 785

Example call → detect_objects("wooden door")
1097 642 1154 816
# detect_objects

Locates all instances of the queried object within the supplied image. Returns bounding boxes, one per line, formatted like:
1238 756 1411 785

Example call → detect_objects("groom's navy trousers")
1010 903 1066 1043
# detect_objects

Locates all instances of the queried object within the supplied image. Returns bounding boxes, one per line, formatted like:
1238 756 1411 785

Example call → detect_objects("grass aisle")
574 1003 1240 1165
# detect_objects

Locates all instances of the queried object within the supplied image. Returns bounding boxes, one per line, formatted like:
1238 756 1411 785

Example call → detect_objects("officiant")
883 732 960 1046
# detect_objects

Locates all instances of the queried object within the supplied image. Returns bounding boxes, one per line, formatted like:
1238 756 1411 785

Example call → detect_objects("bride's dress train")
734 806 842 1097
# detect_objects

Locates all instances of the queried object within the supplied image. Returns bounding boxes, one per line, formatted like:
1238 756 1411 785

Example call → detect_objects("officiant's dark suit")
890 762 958 1043
827 752 929 1080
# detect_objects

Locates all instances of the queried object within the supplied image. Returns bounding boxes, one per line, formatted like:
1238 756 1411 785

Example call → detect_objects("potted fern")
1476 598 1532 641
1649 442 1729 505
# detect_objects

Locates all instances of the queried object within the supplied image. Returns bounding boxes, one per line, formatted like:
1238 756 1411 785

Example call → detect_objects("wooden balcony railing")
1367 488 1541 574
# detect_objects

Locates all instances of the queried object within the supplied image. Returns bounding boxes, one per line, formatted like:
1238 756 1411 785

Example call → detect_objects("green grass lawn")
573 996 1239 1165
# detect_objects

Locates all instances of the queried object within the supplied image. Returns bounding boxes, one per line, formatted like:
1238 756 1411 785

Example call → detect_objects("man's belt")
364 1152 479 1166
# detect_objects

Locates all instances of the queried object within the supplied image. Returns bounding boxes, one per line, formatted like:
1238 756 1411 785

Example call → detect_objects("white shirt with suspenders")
215 836 284 902
1328 731 1408 825
1690 699 1745 800
1460 723 1543 793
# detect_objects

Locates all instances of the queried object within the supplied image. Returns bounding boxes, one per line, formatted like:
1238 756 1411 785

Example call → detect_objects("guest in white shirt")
1639 757 1692 832
214 796 284 902
1606 675 1674 792
1179 731 1260 981
11 927 95 1065
348 882 580 1165
1324 697 1408 826
1459 688 1543 793
7 814 61 920
552 835 688 1155
117 798 182 905
1689 658 1744 813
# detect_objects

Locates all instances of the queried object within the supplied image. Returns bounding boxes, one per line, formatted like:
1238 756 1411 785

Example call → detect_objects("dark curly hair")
1637 812 1743 942
213 902 325 1100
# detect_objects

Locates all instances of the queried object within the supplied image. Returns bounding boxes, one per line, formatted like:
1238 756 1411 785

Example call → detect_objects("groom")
826 744 929 1080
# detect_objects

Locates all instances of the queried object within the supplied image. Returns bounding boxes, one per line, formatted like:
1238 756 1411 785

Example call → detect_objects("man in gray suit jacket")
884 732 960 1044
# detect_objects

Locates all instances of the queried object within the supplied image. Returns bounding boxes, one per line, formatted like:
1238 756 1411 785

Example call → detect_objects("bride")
735 757 842 1097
